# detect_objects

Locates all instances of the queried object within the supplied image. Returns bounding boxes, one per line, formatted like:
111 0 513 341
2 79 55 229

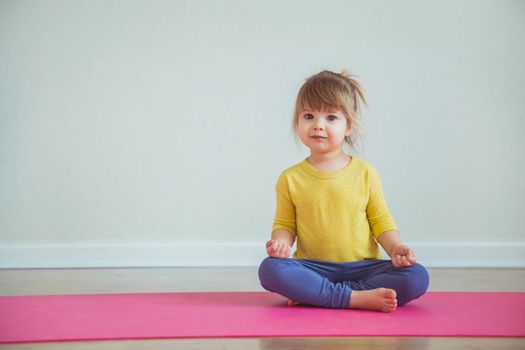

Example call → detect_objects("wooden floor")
1 267 524 349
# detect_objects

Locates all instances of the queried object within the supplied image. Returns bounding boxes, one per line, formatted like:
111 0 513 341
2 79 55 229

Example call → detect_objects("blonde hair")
292 69 368 151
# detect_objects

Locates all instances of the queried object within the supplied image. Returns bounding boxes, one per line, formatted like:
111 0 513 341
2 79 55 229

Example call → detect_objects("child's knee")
411 263 430 294
398 263 430 306
258 257 294 291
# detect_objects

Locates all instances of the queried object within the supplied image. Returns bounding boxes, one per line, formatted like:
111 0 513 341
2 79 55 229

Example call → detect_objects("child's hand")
266 239 291 259
391 244 417 267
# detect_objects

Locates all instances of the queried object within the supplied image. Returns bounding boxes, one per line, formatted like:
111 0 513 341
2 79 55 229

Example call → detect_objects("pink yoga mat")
0 292 524 343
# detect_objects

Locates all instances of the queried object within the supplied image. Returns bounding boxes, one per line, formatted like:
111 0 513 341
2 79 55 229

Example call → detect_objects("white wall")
1 0 524 267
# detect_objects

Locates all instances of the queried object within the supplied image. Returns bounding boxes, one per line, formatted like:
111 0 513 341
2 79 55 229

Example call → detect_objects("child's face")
296 107 352 154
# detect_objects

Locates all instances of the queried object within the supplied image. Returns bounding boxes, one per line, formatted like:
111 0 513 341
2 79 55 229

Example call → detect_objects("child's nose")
313 119 325 130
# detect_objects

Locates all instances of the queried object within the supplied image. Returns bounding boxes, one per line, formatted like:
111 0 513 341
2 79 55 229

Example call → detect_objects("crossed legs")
258 257 429 311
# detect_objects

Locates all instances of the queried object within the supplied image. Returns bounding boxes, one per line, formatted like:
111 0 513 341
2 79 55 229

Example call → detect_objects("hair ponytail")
339 69 368 116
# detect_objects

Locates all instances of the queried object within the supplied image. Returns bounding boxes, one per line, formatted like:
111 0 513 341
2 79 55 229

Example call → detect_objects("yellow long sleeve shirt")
271 156 398 262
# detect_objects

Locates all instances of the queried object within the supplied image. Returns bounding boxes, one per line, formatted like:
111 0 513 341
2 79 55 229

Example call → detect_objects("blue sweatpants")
258 257 429 309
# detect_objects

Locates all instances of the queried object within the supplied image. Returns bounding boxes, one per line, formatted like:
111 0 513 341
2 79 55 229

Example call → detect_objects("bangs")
296 77 351 115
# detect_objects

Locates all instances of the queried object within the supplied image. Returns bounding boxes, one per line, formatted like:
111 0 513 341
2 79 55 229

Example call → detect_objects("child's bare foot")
287 299 300 306
349 288 397 312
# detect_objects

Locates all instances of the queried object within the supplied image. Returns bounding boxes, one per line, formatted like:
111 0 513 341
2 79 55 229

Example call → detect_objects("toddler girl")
258 70 429 312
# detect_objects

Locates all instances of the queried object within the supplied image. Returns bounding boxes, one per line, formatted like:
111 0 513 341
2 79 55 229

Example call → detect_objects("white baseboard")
0 243 524 269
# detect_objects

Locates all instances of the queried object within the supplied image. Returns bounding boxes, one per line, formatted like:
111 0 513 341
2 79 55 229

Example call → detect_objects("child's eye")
327 115 338 121
303 113 313 120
